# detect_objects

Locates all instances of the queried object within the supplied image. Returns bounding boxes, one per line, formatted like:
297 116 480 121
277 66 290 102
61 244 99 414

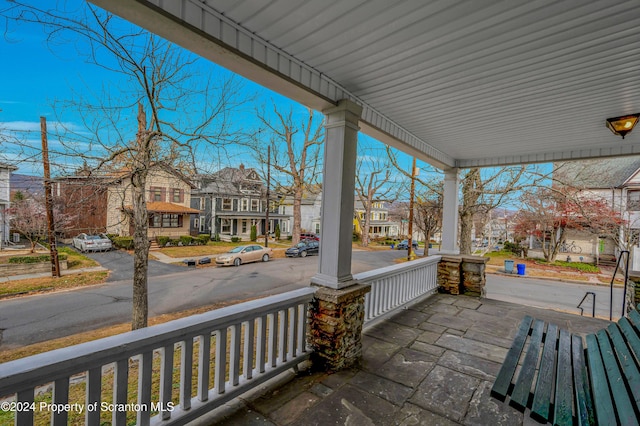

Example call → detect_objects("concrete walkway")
197 293 610 425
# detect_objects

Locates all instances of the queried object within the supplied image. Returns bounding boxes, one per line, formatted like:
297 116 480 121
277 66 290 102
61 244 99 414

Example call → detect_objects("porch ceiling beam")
89 0 456 170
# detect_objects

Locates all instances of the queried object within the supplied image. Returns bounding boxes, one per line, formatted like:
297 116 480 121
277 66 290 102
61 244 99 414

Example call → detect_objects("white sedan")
215 245 273 267
72 233 113 252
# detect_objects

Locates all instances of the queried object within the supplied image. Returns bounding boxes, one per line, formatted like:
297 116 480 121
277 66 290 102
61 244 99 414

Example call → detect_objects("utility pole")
407 157 416 260
265 145 271 247
41 117 61 277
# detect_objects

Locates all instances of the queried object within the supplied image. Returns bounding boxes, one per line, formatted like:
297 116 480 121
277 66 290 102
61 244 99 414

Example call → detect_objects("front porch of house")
203 293 612 426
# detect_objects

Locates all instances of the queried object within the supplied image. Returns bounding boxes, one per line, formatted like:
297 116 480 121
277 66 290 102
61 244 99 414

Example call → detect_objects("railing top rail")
354 255 441 282
0 287 316 395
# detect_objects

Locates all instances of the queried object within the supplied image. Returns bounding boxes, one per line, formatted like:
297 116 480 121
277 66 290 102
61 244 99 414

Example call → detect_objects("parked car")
72 233 113 252
300 232 319 241
396 239 418 250
215 245 273 267
286 240 320 257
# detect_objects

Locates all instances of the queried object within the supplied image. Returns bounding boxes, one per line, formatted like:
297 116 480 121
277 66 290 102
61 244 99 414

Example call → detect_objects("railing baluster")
86 367 101 425
229 324 241 386
137 352 153 426
180 338 194 410
159 344 174 420
257 315 267 373
279 309 289 363
268 313 277 368
295 303 305 355
198 333 211 401
244 319 255 380
112 359 128 426
215 328 227 394
52 378 69 425
16 389 34 425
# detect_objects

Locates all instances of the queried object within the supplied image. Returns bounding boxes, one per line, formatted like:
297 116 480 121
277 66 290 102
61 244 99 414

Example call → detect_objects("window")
251 199 260 212
221 219 231 233
222 198 232 211
628 191 640 211
241 220 248 233
172 188 182 203
199 216 205 233
149 214 182 228
240 199 249 211
151 187 163 202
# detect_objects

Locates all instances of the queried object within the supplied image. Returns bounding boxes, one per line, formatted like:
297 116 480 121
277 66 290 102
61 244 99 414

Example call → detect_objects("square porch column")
311 99 362 290
441 168 460 254
308 99 370 372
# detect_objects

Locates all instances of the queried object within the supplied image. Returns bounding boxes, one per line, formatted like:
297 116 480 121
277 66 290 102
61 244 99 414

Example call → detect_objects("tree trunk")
131 171 150 330
424 228 431 257
459 210 473 254
292 187 302 245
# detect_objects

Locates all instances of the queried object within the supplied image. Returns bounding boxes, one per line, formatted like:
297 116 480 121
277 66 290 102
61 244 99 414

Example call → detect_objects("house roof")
195 166 265 196
125 202 201 214
554 157 640 189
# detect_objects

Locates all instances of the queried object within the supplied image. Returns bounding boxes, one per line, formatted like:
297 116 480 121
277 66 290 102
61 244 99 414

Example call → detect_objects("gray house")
190 165 290 240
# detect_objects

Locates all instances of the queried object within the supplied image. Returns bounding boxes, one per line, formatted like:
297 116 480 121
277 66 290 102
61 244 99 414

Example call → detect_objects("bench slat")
531 323 558 423
554 328 574 426
596 329 637 425
618 318 640 365
629 309 640 332
571 335 595 426
510 319 544 410
606 324 640 412
491 315 534 401
586 333 616 426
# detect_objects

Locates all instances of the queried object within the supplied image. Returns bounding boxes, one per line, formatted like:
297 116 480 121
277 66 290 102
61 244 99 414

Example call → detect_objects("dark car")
286 240 319 257
300 232 319 241
396 239 418 250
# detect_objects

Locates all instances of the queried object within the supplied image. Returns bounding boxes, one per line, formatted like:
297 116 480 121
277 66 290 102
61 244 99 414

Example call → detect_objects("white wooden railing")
356 255 441 324
0 287 316 426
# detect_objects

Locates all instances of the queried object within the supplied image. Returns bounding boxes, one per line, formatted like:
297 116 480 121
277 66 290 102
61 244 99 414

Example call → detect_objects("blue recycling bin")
517 263 526 275
390 243 395 249
504 260 514 273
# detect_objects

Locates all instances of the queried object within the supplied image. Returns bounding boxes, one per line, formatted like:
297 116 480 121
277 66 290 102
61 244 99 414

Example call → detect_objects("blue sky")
0 0 421 184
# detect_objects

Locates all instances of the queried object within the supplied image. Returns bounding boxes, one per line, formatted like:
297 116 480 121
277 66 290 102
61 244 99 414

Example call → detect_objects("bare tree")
354 148 398 247
252 105 323 244
414 182 443 256
3 2 249 329
9 193 72 253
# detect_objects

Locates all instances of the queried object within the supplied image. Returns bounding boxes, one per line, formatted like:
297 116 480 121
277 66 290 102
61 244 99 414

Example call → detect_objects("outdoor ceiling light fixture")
606 114 640 139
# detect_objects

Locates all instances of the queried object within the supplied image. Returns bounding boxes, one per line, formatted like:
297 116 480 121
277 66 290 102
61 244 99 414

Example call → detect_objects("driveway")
79 249 186 282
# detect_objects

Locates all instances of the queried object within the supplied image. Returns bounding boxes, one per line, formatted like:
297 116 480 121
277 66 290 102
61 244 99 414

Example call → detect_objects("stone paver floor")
196 293 611 425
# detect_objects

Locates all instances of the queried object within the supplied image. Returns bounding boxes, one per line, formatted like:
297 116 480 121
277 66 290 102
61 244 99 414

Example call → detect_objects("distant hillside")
10 173 44 197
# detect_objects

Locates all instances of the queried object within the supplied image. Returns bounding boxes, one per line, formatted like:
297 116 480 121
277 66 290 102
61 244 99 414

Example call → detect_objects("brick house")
55 163 200 239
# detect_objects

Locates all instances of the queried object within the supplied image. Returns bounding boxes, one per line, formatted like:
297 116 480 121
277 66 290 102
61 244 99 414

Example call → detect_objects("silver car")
72 233 113 252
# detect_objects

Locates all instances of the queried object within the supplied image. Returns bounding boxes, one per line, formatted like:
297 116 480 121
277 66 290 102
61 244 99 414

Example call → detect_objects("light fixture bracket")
606 114 640 139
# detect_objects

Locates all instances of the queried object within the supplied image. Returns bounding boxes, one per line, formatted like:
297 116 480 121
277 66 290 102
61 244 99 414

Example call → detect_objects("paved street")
0 249 626 349
0 249 408 348
485 274 625 320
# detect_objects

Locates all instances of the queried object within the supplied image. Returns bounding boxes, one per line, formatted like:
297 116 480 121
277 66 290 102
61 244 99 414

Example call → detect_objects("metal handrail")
609 250 630 321
577 291 596 317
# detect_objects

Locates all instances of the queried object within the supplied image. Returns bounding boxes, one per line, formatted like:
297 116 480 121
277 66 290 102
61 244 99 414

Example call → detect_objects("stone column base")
308 283 371 372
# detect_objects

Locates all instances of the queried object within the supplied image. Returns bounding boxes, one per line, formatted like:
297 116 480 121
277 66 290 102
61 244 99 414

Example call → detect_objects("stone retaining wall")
0 260 68 277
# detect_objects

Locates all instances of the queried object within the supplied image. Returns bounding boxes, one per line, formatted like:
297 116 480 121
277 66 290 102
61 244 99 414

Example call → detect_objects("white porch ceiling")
91 0 640 170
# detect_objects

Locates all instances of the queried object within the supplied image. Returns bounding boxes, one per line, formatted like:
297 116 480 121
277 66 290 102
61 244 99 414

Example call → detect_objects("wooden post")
41 117 61 277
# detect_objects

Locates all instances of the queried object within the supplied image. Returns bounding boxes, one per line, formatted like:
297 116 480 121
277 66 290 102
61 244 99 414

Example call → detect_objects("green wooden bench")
491 310 640 425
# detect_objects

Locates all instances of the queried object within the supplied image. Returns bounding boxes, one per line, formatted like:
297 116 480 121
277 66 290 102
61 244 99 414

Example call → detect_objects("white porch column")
441 168 460 254
311 99 362 289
